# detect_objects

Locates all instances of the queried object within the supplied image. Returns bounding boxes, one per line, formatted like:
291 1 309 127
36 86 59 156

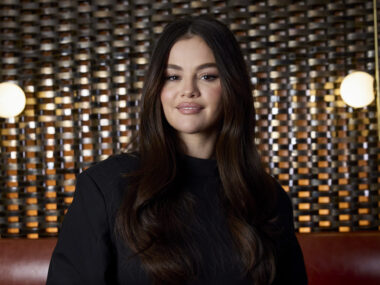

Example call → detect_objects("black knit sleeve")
272 185 308 285
46 171 116 285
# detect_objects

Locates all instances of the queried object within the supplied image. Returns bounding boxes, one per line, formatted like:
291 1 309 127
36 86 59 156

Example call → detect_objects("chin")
171 124 203 134
178 129 203 135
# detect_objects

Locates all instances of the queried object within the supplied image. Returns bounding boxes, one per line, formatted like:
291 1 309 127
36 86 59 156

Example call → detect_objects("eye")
200 74 219 81
165 75 180 81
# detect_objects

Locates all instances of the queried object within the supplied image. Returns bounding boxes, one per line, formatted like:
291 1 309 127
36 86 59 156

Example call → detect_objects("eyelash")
165 74 219 81
165 75 179 81
200 74 218 81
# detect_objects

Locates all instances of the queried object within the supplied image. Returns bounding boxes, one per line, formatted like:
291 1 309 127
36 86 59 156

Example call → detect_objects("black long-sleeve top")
47 153 307 284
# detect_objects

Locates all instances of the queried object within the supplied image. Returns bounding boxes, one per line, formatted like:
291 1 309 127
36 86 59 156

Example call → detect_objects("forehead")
167 35 216 65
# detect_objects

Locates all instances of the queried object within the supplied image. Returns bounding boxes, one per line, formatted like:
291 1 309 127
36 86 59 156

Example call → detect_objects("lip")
176 102 203 114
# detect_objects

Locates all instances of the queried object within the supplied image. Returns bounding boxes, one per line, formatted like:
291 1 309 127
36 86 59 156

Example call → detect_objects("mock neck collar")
178 154 219 177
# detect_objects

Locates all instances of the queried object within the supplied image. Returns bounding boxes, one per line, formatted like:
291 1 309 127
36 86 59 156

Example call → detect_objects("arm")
46 171 116 285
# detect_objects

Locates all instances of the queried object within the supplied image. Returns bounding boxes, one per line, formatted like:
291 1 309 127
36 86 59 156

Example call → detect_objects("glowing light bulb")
340 71 375 108
0 82 26 118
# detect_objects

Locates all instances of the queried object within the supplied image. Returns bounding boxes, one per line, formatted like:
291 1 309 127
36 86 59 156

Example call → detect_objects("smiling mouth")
176 103 203 114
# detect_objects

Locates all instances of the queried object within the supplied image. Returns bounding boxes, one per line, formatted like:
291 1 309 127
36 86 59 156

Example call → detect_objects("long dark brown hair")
116 15 278 284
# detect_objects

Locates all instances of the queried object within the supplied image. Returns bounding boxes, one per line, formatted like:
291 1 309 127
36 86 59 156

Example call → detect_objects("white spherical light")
0 82 26 118
340 71 375 108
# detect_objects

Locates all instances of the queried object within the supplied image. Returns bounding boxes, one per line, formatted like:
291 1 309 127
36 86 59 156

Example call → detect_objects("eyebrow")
166 63 218 71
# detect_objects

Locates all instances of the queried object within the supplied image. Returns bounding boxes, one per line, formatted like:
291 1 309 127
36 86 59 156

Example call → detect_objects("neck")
179 132 218 159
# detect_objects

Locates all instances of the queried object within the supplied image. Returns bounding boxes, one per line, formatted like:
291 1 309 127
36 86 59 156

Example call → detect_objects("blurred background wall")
0 0 379 238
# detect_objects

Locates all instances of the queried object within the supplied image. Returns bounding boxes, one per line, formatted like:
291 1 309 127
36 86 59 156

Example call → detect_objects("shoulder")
272 178 292 213
78 152 140 196
266 175 296 237
85 152 140 178
260 172 292 214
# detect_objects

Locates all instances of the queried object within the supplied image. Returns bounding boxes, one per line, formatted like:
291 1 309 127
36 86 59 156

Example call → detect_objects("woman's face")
160 35 223 143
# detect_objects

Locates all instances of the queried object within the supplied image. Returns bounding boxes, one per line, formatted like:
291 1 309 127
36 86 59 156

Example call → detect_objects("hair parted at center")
116 15 279 285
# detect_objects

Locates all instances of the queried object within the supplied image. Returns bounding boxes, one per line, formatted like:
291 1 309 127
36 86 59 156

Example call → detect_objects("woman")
47 16 307 284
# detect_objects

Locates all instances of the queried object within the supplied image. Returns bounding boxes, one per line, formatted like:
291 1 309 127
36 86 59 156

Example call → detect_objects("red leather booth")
299 231 380 285
0 232 380 285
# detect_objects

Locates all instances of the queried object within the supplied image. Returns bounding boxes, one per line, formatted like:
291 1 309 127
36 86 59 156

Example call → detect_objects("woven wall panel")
0 0 379 238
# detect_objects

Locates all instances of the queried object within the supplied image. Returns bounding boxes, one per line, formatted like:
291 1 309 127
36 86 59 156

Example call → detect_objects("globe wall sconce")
340 71 375 108
340 0 380 139
0 82 26 119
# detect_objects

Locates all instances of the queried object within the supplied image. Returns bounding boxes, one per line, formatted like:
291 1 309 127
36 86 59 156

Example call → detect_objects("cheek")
160 86 174 107
212 88 224 122
160 90 169 111
160 89 174 122
210 86 223 111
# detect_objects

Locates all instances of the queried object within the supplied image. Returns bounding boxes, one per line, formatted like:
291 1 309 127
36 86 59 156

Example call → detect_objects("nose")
180 77 199 98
